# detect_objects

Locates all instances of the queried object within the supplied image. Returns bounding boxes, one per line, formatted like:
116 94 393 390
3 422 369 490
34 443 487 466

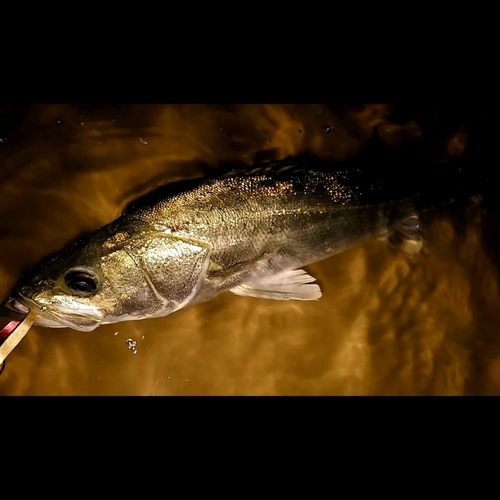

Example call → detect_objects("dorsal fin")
219 155 315 179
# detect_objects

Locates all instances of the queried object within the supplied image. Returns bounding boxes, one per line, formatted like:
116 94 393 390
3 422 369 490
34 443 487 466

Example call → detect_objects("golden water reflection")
0 104 498 395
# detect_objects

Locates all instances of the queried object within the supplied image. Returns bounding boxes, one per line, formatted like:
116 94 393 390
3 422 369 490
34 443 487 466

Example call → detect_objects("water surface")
0 104 498 395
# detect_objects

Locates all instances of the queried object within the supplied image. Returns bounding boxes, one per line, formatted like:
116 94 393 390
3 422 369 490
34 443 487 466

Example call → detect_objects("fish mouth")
10 293 103 332
3 296 31 315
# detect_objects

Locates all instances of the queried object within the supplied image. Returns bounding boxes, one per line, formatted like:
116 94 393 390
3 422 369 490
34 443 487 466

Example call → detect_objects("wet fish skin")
12 157 423 331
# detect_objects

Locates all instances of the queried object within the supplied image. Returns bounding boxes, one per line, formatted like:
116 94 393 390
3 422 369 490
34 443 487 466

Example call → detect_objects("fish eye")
63 268 99 295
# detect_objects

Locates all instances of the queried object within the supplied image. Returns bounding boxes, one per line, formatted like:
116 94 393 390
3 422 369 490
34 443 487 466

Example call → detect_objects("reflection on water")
0 104 498 395
125 339 138 355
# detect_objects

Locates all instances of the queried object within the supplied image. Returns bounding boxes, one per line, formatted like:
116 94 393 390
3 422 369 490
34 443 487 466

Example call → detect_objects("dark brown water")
0 104 499 395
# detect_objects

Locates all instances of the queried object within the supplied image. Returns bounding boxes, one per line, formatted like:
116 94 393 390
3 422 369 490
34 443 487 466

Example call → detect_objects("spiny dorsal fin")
220 156 312 179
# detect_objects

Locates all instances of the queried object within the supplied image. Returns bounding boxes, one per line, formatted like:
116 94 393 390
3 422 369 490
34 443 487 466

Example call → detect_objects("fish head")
11 222 212 331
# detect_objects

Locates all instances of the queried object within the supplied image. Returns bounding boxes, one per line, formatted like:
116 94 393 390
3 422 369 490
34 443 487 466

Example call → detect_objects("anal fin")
230 269 322 301
388 214 423 256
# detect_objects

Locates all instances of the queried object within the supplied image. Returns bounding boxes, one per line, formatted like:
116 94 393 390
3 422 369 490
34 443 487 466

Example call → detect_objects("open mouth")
3 296 30 315
6 294 102 332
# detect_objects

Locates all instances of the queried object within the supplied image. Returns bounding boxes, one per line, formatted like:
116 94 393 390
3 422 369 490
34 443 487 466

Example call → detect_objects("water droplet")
126 339 137 354
298 129 303 134
56 119 61 124
114 331 119 336
40 306 47 312
141 335 145 340
322 125 331 134
0 137 6 143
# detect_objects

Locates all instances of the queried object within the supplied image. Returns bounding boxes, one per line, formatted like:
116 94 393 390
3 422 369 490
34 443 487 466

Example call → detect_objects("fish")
4 155 472 332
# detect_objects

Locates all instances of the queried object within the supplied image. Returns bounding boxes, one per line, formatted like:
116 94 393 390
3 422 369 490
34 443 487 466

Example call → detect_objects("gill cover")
134 232 212 312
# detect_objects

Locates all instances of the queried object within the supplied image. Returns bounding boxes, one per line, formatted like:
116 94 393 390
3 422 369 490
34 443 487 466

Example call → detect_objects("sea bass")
5 156 440 332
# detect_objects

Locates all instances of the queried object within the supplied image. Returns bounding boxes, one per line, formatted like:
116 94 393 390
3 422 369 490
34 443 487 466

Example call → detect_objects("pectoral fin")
230 269 322 301
207 260 260 286
206 241 286 289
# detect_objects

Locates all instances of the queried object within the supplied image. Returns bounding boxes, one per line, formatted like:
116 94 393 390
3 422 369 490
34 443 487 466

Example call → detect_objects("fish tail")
412 156 493 212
